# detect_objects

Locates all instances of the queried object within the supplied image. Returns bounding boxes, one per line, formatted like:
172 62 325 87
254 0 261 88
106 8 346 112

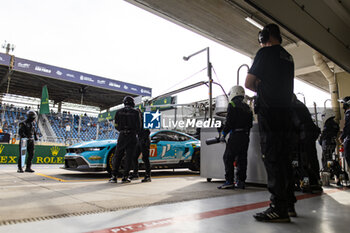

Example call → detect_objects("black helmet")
26 110 37 122
339 96 350 110
123 96 135 107
343 96 350 110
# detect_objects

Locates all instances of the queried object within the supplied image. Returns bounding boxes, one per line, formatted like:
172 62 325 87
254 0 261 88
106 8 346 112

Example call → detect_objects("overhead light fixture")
245 17 263 30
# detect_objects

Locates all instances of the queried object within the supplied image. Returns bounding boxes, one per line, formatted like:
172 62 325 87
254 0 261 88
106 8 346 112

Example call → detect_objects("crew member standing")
292 95 322 193
17 110 38 173
245 23 296 222
319 109 339 170
218 85 252 189
109 96 141 183
130 109 152 182
339 96 350 170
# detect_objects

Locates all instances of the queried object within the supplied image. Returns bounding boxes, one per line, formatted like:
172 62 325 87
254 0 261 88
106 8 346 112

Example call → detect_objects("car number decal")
149 144 157 157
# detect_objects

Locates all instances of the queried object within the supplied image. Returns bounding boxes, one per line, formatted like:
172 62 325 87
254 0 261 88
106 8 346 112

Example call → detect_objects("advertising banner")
39 85 50 114
0 52 11 66
13 57 152 96
98 111 117 122
0 144 66 164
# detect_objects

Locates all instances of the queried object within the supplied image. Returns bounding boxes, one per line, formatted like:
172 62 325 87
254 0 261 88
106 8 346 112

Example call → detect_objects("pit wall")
0 144 66 164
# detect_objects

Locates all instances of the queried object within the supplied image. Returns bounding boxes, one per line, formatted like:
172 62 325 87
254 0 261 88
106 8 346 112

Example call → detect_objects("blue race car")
63 130 201 174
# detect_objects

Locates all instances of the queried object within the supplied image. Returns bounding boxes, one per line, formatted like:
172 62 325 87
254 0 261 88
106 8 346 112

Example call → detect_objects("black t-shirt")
223 97 253 135
114 107 141 132
341 109 350 140
249 45 294 108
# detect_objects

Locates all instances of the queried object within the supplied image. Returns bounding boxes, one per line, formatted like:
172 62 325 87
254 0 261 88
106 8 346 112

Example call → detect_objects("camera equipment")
205 136 226 145
205 137 220 145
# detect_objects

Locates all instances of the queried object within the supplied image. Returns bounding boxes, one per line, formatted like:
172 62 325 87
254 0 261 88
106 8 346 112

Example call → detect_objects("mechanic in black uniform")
319 109 339 171
217 85 253 189
245 23 296 222
291 95 322 193
339 97 350 171
17 110 38 173
129 108 152 182
109 96 141 183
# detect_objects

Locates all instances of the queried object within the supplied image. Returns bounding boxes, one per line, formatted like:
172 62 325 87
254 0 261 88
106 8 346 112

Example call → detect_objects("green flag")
39 85 50 114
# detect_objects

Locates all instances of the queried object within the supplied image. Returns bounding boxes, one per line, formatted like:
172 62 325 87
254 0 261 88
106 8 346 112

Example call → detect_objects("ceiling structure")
125 0 350 93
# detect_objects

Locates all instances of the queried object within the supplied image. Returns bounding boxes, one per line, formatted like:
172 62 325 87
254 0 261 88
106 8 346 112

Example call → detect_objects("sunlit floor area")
0 166 349 233
1 187 349 233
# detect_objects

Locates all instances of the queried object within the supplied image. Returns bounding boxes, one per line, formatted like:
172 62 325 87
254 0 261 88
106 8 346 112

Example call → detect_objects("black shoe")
17 168 24 173
25 168 35 173
141 176 152 182
121 177 131 183
109 176 117 183
253 205 291 222
288 206 297 217
235 181 245 189
217 181 234 189
129 173 139 180
310 185 323 194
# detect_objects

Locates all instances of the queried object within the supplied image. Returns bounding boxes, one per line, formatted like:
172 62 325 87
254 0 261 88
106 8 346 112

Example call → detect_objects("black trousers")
132 139 151 176
223 132 249 183
300 139 321 185
112 132 137 177
258 108 296 211
18 139 34 169
343 139 350 169
321 141 336 169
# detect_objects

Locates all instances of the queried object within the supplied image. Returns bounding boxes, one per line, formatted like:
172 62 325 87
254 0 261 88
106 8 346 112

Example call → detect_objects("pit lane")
0 165 263 225
35 167 200 182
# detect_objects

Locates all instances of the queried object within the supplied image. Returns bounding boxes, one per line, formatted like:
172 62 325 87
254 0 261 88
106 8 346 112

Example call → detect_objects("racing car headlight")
72 147 105 154
84 147 104 151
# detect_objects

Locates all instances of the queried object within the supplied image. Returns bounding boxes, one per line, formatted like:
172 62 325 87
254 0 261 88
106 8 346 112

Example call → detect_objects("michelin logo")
141 89 151 95
18 63 30 68
144 110 161 129
80 75 94 82
35 66 51 74
109 82 121 88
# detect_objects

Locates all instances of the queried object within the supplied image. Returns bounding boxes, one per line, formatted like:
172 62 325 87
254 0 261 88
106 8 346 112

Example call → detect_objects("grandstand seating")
47 113 117 143
0 105 41 138
0 105 117 144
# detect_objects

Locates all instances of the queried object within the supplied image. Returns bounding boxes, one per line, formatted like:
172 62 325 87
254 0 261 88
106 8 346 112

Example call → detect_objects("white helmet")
321 109 335 122
228 85 245 101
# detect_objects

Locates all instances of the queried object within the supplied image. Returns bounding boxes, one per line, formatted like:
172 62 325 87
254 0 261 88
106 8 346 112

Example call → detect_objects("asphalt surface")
0 165 265 225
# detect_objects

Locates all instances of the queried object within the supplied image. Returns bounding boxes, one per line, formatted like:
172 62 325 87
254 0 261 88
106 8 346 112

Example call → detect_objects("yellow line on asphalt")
64 179 108 182
35 173 199 182
35 173 67 182
36 173 108 182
